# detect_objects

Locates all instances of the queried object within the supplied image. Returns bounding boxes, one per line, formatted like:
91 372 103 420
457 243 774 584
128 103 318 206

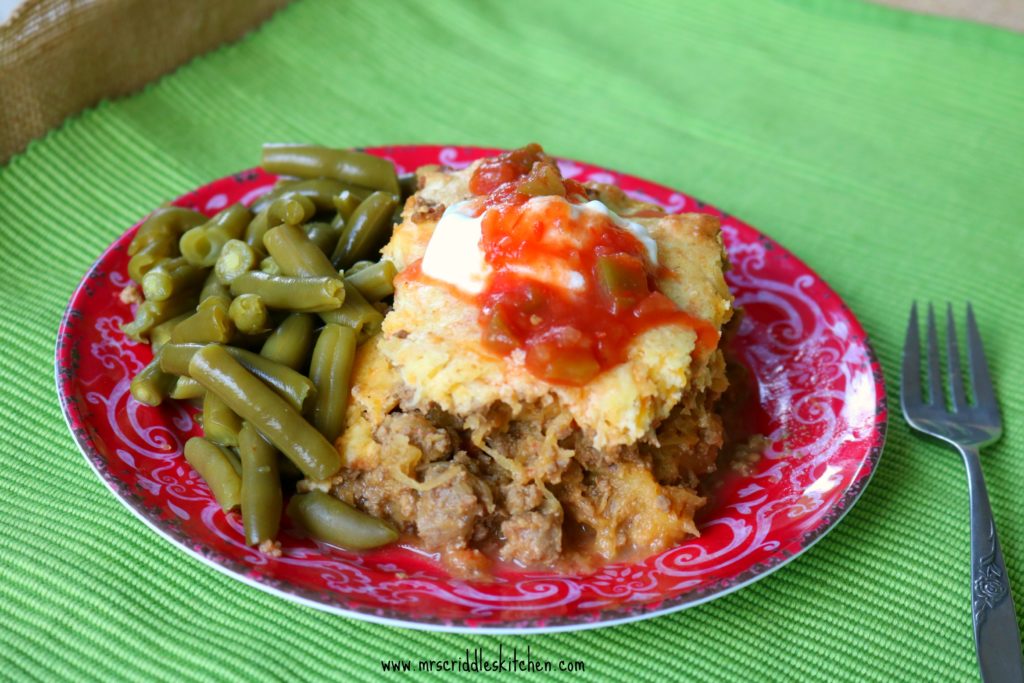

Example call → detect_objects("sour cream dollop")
420 196 659 296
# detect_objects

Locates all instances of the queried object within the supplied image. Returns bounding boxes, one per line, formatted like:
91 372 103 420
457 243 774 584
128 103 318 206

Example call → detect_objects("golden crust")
334 336 396 471
377 161 733 448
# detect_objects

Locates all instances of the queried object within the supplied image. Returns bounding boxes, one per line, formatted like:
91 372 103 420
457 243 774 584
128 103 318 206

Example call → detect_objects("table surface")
1 0 1022 680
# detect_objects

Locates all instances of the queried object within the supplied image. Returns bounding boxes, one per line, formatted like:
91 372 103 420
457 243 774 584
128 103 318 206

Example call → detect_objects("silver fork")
901 302 1023 682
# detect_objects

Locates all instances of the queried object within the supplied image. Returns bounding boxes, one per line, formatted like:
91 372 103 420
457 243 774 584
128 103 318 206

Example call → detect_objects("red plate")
55 145 886 633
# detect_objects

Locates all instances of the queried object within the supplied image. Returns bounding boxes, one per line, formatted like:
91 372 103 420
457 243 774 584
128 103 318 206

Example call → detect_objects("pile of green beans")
121 143 409 552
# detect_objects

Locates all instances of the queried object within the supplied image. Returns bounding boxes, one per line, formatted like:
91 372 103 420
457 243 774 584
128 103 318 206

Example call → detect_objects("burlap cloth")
0 0 290 163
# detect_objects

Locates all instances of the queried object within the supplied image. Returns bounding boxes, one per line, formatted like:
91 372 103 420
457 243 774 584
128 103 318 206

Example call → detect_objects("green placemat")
2 0 1022 680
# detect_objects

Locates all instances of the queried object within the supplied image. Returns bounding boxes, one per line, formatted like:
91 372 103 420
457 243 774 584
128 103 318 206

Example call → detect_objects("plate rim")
55 144 887 634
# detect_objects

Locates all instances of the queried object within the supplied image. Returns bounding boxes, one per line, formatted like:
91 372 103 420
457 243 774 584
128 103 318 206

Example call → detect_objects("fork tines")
902 302 997 412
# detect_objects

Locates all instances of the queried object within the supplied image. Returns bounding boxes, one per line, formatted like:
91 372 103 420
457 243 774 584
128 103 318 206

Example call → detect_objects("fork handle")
959 445 1024 683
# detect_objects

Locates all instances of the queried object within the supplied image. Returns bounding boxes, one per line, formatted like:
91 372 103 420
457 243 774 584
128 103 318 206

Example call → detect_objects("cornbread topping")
415 146 716 386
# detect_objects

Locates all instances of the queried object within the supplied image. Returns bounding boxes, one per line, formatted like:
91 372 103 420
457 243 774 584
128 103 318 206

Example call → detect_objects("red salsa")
426 144 717 386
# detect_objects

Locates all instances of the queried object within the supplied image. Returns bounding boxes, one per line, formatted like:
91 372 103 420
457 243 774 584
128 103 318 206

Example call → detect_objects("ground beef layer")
307 343 729 579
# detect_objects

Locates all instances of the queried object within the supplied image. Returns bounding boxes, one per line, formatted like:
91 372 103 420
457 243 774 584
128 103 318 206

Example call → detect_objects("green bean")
128 207 206 257
229 272 344 313
246 198 297 252
244 194 317 252
141 257 207 302
278 195 316 226
259 256 282 275
169 376 205 400
251 178 368 214
179 204 251 267
203 390 242 447
129 351 174 406
170 296 233 344
345 260 374 275
224 449 242 477
261 143 400 195
331 192 399 269
149 312 191 352
238 423 282 546
332 190 362 223
286 491 397 550
263 224 336 278
329 211 346 234
259 224 384 335
122 294 197 342
215 239 258 284
228 347 317 413
398 172 418 200
346 260 396 302
199 269 230 303
159 343 201 375
303 221 343 256
321 281 384 337
188 345 339 480
160 343 316 413
309 324 357 443
127 236 178 284
260 313 316 371
183 437 242 512
228 294 269 335
244 211 275 254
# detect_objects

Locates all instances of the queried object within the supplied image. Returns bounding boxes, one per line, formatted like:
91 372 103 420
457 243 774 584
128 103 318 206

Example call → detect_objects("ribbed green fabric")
2 0 1022 680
